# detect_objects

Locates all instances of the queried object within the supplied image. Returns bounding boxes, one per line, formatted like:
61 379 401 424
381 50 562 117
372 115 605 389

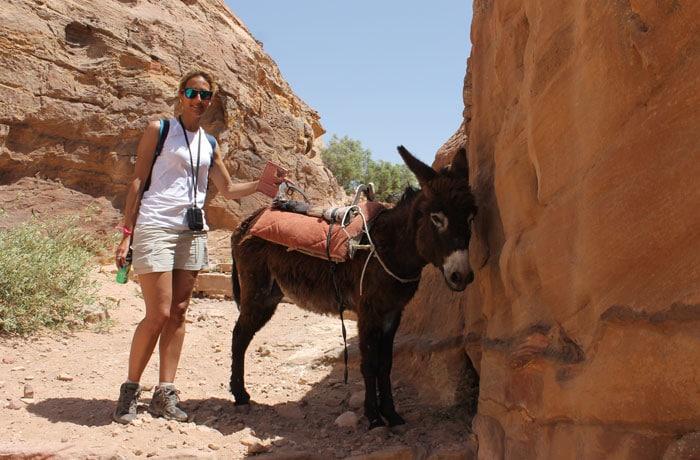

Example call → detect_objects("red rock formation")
0 0 345 229
406 1 700 459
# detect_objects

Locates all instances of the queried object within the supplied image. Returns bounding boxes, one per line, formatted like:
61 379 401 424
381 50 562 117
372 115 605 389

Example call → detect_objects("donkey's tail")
231 256 241 309
231 209 264 310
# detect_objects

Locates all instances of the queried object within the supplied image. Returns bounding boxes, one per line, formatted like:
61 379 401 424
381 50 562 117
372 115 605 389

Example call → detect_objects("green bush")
0 216 100 335
321 135 418 201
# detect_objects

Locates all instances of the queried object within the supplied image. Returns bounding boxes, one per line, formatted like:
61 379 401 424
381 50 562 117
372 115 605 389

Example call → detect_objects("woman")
113 69 281 424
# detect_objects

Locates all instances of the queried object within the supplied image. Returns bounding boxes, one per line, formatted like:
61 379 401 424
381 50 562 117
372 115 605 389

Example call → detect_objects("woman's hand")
115 235 131 269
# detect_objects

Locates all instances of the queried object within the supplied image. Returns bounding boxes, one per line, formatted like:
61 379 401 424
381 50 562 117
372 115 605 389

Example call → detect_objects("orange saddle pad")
248 201 385 262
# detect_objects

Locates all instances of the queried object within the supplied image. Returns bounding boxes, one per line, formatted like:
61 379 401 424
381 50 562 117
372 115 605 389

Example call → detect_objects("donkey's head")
398 146 477 291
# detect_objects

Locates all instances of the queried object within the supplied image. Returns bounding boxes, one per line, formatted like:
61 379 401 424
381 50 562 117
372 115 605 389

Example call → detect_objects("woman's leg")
126 271 173 383
157 269 199 383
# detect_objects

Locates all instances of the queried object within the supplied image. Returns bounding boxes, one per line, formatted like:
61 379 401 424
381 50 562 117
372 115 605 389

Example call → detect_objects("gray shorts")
131 225 208 275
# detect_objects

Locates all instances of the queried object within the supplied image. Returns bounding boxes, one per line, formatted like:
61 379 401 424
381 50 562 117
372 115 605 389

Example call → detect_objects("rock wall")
402 1 700 459
0 0 345 229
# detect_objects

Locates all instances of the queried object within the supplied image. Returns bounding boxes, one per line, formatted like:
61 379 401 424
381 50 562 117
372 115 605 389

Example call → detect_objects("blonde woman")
113 70 282 423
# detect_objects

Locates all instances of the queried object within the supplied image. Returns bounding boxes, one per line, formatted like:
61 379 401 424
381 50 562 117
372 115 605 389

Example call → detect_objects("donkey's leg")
230 276 283 406
377 310 405 427
358 314 385 429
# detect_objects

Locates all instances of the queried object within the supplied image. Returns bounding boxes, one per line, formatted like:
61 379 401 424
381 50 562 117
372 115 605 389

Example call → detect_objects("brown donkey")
229 146 477 429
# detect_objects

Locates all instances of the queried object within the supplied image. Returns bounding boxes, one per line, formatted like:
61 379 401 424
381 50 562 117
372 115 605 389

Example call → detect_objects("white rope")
372 249 421 284
351 206 421 297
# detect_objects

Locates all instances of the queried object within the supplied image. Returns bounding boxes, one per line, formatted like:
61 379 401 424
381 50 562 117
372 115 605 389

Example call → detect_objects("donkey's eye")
430 212 447 231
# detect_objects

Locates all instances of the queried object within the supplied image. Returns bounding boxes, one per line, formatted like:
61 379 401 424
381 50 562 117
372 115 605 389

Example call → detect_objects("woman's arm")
208 144 263 200
115 120 161 267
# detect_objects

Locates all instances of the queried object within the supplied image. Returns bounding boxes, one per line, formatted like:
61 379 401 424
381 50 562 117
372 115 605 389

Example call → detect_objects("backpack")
143 119 217 192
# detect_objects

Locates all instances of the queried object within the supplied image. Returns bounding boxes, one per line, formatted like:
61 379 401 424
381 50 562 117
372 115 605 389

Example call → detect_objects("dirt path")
0 238 474 459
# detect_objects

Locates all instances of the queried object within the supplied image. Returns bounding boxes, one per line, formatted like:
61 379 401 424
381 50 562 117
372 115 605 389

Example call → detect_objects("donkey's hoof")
383 411 406 428
367 417 386 431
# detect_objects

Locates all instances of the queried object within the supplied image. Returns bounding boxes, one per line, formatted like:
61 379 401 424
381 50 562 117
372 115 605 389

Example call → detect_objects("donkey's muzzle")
443 249 473 291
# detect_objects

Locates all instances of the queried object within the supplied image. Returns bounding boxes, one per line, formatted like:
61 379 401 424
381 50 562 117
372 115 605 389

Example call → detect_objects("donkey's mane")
393 185 420 208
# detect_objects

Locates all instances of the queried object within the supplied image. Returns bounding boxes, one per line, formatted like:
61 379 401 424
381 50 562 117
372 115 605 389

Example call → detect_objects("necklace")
177 116 202 206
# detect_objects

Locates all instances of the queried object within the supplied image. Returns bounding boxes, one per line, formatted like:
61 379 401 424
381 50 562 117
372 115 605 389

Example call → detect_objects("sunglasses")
182 88 213 100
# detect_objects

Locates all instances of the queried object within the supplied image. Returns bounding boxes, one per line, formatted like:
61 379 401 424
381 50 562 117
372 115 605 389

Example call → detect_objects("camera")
186 206 204 231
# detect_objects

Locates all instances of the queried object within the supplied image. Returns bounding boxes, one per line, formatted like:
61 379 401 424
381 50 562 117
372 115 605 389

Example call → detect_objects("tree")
366 160 417 202
321 135 417 201
320 135 371 192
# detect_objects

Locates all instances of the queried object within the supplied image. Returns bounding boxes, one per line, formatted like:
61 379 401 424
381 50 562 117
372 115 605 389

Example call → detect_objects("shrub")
0 216 100 335
321 135 418 201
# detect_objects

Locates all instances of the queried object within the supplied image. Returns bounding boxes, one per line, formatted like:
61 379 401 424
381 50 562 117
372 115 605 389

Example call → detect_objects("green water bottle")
116 250 132 284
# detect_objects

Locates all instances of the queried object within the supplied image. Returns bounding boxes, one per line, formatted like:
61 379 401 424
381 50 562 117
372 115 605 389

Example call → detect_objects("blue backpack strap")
155 119 170 157
143 119 170 192
205 132 216 168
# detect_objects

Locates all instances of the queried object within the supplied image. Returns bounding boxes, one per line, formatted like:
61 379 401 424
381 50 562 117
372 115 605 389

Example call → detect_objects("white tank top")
136 117 214 231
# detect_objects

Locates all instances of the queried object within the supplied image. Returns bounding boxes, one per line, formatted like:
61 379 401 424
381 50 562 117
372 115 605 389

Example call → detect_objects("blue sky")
224 1 473 165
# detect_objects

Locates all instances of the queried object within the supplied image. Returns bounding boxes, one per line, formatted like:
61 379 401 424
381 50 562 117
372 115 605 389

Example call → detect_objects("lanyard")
177 116 201 207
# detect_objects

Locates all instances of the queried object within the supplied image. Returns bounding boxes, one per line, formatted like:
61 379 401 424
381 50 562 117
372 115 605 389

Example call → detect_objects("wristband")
115 225 133 236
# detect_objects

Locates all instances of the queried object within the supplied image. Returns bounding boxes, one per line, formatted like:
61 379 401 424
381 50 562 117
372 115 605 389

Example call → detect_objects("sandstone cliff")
404 1 700 459
0 0 345 229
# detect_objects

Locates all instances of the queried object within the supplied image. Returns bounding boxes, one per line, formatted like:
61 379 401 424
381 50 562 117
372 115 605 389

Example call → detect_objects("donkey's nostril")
443 250 472 290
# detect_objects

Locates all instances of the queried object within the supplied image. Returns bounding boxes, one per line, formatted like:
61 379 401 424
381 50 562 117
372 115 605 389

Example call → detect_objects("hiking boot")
112 382 141 424
148 385 188 421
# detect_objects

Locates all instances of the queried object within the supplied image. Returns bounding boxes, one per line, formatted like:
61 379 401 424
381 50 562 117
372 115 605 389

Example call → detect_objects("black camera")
186 206 204 231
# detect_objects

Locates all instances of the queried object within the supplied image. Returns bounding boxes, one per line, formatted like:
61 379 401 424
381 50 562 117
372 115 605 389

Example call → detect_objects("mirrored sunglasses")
182 88 213 100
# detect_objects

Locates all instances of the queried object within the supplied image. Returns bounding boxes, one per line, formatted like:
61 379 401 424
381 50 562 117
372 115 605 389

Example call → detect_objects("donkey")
229 146 477 429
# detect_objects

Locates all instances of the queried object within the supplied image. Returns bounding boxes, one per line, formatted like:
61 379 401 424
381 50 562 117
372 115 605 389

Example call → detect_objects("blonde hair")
178 69 218 94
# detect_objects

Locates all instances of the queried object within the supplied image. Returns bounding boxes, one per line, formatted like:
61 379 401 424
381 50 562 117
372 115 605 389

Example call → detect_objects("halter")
355 210 421 296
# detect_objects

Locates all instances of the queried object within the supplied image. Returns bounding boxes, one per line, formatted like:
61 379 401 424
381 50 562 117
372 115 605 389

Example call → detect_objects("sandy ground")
0 231 474 460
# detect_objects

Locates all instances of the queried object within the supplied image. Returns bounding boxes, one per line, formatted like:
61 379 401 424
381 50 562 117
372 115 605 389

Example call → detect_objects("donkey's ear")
450 148 469 177
397 145 436 185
